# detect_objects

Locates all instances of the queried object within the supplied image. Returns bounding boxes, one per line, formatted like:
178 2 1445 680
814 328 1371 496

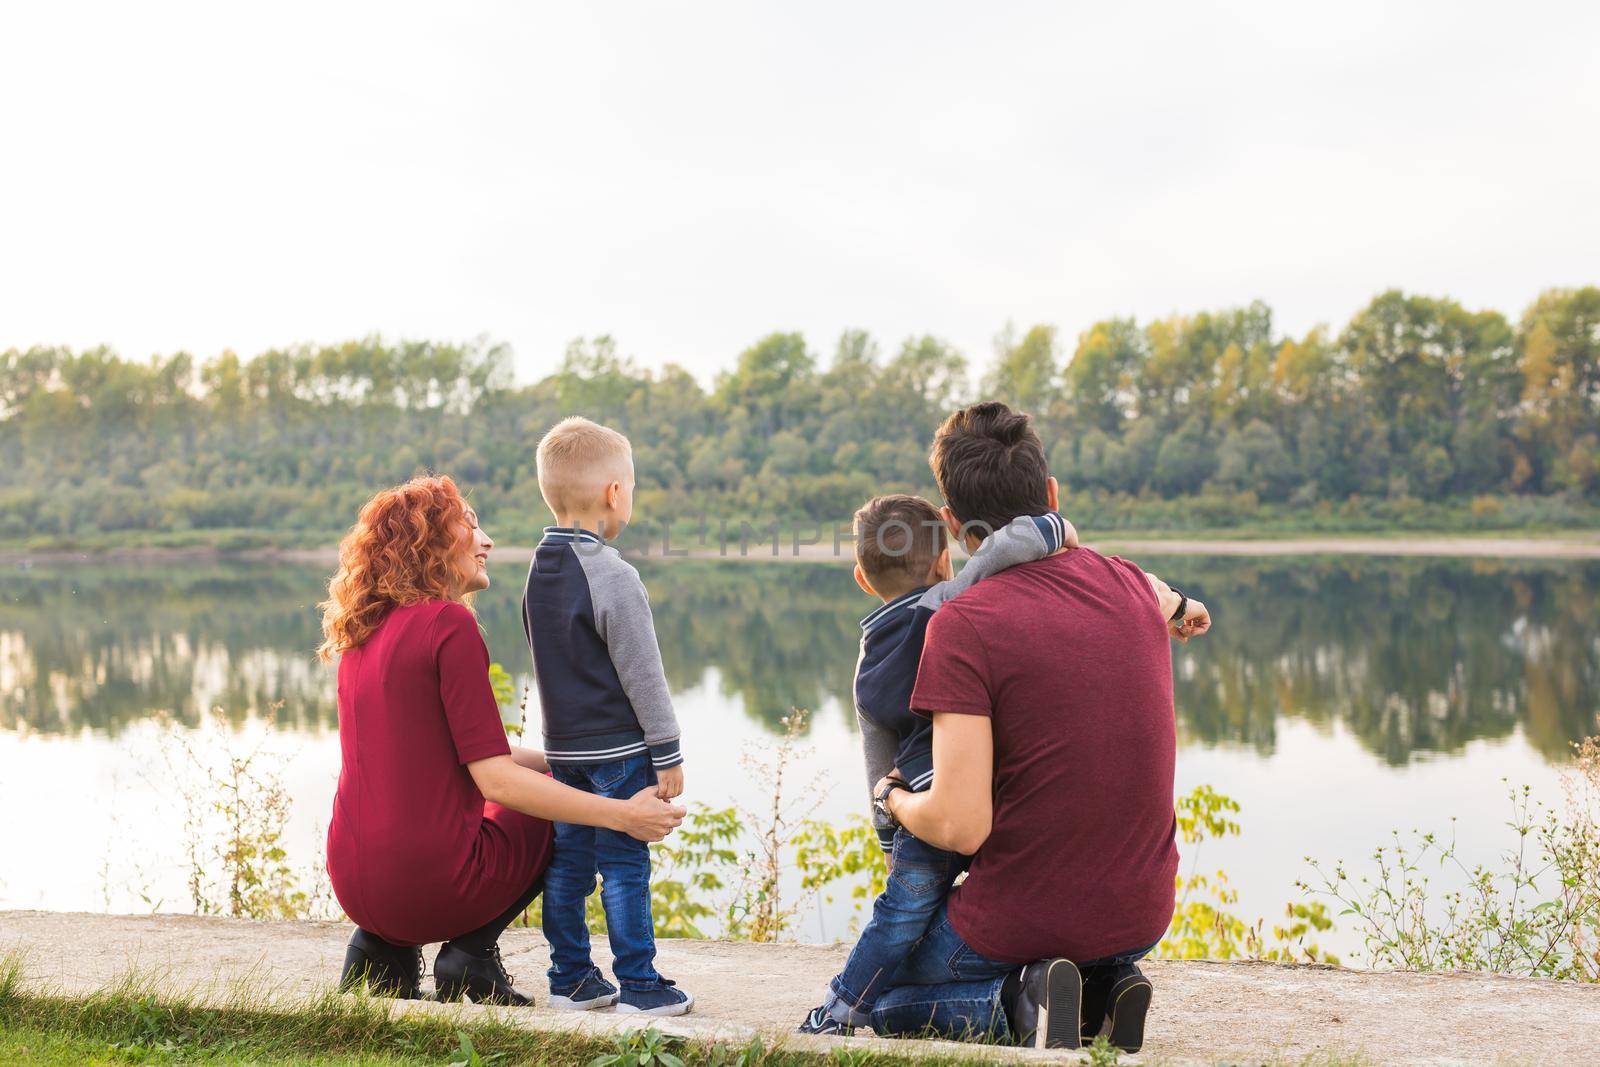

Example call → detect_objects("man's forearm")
886 788 944 848
887 784 984 854
880 712 994 855
1144 571 1181 619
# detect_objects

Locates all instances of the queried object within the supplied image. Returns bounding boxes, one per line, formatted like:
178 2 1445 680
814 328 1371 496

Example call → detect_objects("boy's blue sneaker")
796 1004 854 1036
615 978 694 1017
548 966 619 1012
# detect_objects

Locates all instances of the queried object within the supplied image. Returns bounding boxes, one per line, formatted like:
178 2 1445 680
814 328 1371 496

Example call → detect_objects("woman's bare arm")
509 745 549 774
467 754 683 841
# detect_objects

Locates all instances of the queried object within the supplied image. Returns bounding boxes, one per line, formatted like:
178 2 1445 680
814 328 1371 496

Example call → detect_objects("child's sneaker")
796 1004 855 1036
616 978 694 1017
548 966 619 1011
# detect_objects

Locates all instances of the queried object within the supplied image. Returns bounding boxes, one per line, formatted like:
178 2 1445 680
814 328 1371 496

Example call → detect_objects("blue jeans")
824 829 968 1026
868 903 1156 1045
542 753 662 993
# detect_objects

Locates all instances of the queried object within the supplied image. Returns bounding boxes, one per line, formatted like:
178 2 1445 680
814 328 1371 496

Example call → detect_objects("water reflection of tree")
2 557 1596 763
0 563 334 733
467 559 870 735
638 561 860 730
0 560 866 738
1168 556 1599 763
476 560 863 732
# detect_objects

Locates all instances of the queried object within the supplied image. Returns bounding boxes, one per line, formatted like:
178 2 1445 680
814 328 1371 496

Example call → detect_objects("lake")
2 553 1596 952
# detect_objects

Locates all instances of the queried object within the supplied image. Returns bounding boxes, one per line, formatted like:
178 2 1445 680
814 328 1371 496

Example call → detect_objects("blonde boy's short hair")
537 417 633 514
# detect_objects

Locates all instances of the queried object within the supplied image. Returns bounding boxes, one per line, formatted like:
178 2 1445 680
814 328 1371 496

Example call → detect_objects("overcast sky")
3 1 1596 384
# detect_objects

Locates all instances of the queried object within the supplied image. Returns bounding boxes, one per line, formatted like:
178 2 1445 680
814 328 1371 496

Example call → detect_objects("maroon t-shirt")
911 547 1178 964
326 600 554 946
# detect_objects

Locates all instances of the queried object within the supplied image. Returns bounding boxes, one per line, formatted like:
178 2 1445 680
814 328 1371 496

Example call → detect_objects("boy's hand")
655 765 684 800
1169 598 1211 642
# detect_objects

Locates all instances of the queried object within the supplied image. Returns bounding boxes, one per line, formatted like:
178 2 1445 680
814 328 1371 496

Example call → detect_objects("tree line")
1 286 1596 545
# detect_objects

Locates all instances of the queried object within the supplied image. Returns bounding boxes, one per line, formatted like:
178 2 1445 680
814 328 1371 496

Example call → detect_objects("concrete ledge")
4 911 1597 1065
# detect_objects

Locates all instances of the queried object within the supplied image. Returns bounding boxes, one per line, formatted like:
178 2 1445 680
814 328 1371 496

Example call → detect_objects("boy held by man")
801 494 1208 1044
522 416 693 1017
798 494 1077 1035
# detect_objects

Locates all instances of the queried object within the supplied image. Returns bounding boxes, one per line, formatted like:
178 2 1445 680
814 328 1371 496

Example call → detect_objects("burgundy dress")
326 600 554 946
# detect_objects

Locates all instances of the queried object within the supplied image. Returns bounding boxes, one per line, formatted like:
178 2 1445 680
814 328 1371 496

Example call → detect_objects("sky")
2 1 1597 385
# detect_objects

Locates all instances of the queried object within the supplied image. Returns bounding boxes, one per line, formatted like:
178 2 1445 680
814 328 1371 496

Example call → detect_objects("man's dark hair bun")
929 401 1050 538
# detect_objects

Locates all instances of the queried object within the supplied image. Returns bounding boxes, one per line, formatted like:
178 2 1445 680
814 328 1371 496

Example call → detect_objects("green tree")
984 323 1058 415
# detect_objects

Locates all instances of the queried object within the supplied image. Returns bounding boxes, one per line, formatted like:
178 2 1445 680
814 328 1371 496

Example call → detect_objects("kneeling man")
869 401 1207 1051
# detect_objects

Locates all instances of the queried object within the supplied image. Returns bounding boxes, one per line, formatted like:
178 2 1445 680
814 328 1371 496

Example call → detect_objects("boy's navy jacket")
855 513 1070 850
522 527 682 770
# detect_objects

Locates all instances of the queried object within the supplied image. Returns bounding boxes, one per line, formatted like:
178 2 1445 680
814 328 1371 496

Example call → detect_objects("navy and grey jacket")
522 527 682 770
856 513 1070 850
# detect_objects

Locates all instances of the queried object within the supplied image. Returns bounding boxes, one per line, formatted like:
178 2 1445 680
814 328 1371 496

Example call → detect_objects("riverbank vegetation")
1303 733 1600 980
157 684 1600 983
3 288 1598 549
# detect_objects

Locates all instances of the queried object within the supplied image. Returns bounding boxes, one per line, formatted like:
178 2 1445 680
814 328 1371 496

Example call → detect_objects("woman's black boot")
433 942 533 1006
339 928 424 999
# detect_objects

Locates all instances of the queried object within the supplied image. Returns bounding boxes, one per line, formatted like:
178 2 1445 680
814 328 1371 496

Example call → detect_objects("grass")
0 952 990 1067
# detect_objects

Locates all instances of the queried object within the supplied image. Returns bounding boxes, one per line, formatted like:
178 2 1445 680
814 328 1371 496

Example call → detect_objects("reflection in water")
1168 556 1599 763
0 564 337 733
2 556 1596 763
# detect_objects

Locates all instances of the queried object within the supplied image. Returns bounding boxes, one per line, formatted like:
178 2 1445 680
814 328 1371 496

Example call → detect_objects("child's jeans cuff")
823 988 875 1028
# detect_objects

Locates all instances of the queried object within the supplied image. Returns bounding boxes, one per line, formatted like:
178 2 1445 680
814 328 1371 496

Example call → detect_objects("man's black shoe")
338 928 424 999
1079 971 1111 1043
1104 963 1153 1053
433 942 532 1006
1004 958 1082 1050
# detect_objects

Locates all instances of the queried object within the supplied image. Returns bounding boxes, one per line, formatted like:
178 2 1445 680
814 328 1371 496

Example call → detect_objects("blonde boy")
522 416 692 1017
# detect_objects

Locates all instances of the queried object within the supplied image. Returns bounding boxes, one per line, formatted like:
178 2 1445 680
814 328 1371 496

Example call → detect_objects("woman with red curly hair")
321 475 684 1005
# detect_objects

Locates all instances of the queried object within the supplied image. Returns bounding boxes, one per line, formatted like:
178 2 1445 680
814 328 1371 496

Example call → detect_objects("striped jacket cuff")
1029 512 1069 553
649 739 684 769
876 825 897 853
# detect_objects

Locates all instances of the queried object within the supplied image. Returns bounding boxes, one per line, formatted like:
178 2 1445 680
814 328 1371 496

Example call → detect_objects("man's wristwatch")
1169 587 1189 623
874 778 910 826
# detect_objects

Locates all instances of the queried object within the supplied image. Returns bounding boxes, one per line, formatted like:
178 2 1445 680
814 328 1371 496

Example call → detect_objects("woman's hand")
616 787 686 842
469 755 684 838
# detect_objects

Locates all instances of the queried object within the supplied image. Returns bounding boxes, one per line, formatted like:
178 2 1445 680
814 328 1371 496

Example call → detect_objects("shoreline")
7 910 1600 1065
5 530 1600 566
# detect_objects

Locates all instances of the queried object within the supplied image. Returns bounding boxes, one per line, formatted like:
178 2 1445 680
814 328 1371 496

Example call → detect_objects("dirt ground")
4 911 1597 1065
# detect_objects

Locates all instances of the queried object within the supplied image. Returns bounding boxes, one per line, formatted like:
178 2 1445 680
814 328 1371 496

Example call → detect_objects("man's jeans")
542 753 663 993
868 902 1156 1045
823 829 968 1026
